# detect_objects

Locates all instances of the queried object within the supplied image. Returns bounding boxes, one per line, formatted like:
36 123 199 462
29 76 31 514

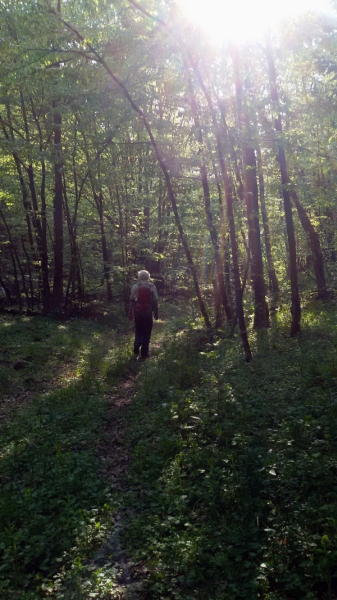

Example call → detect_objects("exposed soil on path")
98 377 137 491
92 369 149 599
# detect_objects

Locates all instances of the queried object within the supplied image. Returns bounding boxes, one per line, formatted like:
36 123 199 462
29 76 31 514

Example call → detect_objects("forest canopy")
0 0 337 357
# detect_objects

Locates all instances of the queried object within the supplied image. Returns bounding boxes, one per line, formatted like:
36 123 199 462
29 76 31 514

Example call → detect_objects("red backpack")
136 285 152 315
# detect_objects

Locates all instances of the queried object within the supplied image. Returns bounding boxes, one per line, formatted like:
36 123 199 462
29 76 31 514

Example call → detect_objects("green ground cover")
125 302 337 599
1 301 337 599
0 312 129 599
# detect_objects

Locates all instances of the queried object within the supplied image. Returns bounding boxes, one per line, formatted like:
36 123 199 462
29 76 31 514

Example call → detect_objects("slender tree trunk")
208 151 234 308
81 137 114 303
51 0 64 313
256 145 279 294
21 91 52 310
9 248 22 311
187 74 232 325
187 60 251 358
0 111 35 257
0 208 28 309
63 176 82 313
52 101 64 312
29 95 50 312
21 236 34 309
265 29 301 336
97 191 113 302
231 45 269 329
114 185 130 313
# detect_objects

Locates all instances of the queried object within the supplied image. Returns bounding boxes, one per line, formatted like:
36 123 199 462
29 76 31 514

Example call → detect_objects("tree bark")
51 0 64 313
231 45 269 329
51 101 64 313
62 175 83 313
81 135 114 303
188 62 251 358
187 74 232 325
0 208 28 309
256 145 279 294
29 95 50 312
0 110 35 258
290 191 327 298
58 16 211 327
265 29 301 336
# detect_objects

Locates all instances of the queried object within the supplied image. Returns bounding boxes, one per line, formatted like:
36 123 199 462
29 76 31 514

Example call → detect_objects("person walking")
129 270 158 359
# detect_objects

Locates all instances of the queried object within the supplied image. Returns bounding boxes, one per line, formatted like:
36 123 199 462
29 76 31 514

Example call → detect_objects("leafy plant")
124 303 337 599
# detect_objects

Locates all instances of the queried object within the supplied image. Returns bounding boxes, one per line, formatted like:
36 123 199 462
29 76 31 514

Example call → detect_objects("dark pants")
134 313 153 358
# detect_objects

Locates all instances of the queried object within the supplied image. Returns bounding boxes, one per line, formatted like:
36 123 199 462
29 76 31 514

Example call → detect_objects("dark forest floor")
1 299 337 599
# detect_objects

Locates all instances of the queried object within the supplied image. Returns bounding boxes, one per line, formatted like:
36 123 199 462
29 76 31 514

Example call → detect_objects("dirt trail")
98 377 136 489
93 371 148 599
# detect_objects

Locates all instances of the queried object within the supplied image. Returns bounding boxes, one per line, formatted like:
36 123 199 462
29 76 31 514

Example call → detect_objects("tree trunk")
231 45 269 329
52 101 64 313
290 191 327 298
59 22 211 327
0 208 28 309
63 176 83 313
21 91 51 311
0 110 35 258
187 59 251 358
29 95 50 313
81 134 114 303
187 74 232 325
51 0 64 313
97 191 113 303
265 29 301 336
256 145 279 294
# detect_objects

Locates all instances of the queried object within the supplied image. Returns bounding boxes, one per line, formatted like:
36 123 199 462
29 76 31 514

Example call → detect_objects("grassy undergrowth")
1 301 337 600
125 302 337 599
0 311 135 599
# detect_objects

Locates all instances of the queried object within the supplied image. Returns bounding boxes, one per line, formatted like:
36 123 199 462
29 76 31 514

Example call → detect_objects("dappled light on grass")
1 302 337 597
124 303 337 599
0 320 15 328
0 313 130 597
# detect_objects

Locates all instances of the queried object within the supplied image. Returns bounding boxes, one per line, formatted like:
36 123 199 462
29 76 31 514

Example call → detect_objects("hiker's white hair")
138 270 150 281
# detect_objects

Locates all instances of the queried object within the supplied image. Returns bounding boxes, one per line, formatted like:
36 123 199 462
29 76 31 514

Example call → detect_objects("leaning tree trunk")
265 29 301 336
290 191 327 298
121 0 249 353
57 17 211 328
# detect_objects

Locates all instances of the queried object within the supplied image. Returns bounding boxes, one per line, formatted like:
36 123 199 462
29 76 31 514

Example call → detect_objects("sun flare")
179 0 334 43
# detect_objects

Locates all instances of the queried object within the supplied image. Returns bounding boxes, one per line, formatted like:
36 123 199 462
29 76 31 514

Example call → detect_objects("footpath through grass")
0 302 185 599
1 301 337 599
124 301 337 600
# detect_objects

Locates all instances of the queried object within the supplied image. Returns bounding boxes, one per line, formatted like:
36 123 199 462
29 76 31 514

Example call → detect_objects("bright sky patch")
179 0 335 43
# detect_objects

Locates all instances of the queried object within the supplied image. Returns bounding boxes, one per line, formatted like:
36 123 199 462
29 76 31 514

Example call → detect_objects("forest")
1 0 337 598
